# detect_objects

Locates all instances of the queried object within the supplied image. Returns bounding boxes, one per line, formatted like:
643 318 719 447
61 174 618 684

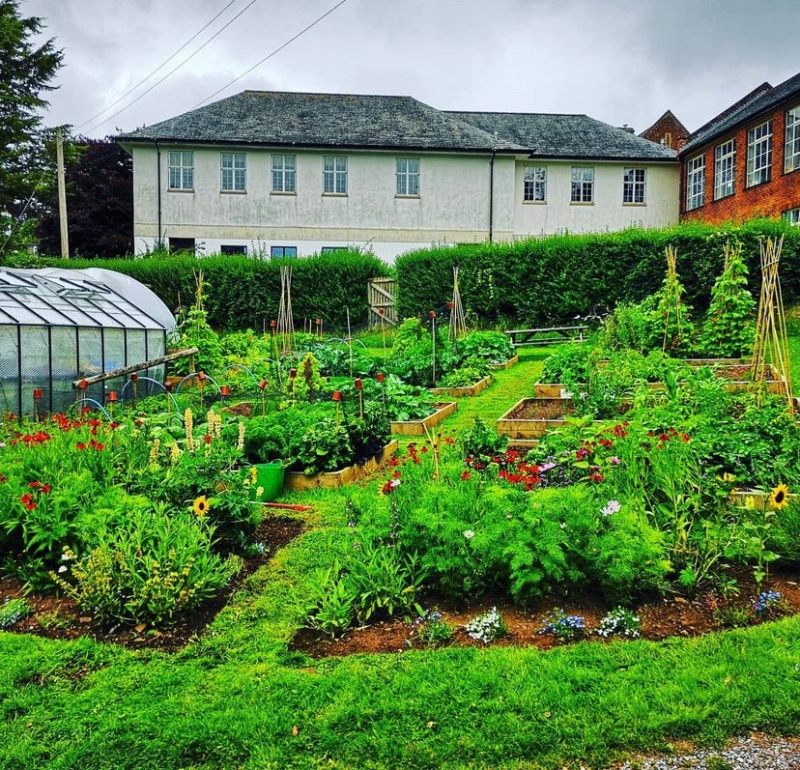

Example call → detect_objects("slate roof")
447 111 677 161
118 90 677 161
681 72 800 155
118 91 525 153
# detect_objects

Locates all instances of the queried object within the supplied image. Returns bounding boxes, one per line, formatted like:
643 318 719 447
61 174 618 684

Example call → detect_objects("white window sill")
622 202 647 207
168 188 194 193
522 200 547 205
570 201 594 206
395 194 421 199
271 191 297 196
322 193 348 197
221 190 246 195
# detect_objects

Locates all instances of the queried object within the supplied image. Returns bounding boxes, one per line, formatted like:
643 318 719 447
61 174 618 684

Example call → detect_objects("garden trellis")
449 266 467 342
276 265 295 355
0 267 174 417
751 236 793 413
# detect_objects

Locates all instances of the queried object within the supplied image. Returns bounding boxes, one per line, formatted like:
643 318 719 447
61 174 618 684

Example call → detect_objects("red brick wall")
641 113 690 150
681 102 800 223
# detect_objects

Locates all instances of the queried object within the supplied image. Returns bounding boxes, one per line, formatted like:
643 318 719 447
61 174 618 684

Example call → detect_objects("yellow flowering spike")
256 486 264 499
237 422 246 452
148 438 161 465
250 466 258 485
170 443 181 462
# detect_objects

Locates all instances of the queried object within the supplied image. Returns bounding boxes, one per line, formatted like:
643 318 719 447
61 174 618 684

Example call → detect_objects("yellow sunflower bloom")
192 496 211 517
768 483 790 510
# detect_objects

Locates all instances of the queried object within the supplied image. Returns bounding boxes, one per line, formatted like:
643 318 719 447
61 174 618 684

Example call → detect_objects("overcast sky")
21 0 800 140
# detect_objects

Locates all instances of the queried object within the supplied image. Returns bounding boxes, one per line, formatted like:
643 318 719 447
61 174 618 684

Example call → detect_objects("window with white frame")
168 151 194 190
785 106 800 173
686 155 705 211
746 120 773 187
623 168 646 204
783 208 800 225
323 156 347 194
270 246 297 258
523 166 547 202
272 155 296 193
220 152 246 192
396 157 420 195
571 166 594 203
714 139 736 199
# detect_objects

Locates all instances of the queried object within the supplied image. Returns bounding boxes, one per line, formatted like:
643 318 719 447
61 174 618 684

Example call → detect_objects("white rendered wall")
512 160 680 237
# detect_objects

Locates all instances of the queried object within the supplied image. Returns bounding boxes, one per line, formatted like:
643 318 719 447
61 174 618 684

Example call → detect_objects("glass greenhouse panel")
19 326 49 418
0 326 19 416
78 327 103 406
51 326 78 415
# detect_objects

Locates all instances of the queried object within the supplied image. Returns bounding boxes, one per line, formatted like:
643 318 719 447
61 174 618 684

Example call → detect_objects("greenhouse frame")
0 267 175 418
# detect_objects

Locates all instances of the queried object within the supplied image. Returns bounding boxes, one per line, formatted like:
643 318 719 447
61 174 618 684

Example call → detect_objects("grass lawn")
2 343 800 770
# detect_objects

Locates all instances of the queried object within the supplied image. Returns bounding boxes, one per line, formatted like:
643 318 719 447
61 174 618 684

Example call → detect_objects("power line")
193 0 352 109
76 0 241 132
83 0 261 136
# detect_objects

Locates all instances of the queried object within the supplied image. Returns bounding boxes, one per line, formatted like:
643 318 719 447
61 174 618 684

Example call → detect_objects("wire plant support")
751 236 793 414
449 265 467 342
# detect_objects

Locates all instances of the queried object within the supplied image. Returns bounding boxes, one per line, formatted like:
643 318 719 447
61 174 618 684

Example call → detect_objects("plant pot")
247 462 285 502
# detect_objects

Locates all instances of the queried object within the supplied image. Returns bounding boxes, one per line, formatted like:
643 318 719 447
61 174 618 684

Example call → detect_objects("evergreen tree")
0 1 63 239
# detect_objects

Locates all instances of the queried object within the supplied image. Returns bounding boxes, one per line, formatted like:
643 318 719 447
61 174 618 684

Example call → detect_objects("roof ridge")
689 81 773 140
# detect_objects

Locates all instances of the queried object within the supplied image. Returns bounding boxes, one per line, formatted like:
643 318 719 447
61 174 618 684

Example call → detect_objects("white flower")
463 529 475 540
601 500 621 516
58 565 68 573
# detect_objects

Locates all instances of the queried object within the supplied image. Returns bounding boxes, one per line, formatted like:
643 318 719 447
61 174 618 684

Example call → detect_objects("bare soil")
4 523 800 659
508 398 576 420
292 568 800 658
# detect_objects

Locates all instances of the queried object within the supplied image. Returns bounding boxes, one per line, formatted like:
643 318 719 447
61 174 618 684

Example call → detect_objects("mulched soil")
4 520 800 658
292 567 800 658
0 515 303 653
508 398 577 420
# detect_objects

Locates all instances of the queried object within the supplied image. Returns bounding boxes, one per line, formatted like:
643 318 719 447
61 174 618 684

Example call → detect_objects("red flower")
204 434 212 444
461 471 471 480
41 484 51 494
76 442 87 451
29 480 42 488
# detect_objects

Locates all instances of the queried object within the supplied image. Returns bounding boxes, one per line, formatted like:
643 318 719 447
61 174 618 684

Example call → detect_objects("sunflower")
192 495 211 517
768 483 791 510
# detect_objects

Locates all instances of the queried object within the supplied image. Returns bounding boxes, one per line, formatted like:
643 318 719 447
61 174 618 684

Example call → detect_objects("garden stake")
33 388 42 422
346 307 354 377
379 307 387 357
429 310 437 386
355 378 364 419
332 389 342 427
131 372 138 409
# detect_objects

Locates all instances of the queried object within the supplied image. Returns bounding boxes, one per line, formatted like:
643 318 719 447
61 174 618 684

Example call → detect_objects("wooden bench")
504 325 589 347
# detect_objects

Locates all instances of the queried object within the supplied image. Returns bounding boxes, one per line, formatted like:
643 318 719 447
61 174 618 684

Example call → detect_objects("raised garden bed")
390 402 457 436
497 397 577 439
430 375 493 398
285 441 400 490
487 355 519 371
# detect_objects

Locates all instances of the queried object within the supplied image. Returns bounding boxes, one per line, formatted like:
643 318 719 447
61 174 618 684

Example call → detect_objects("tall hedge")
55 250 391 331
395 220 800 326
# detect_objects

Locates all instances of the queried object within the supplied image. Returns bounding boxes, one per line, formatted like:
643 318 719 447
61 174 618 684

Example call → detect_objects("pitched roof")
681 73 800 154
447 111 677 160
117 91 524 153
638 109 690 140
118 90 678 161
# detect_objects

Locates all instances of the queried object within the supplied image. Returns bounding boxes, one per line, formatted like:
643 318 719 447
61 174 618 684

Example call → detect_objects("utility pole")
56 127 69 259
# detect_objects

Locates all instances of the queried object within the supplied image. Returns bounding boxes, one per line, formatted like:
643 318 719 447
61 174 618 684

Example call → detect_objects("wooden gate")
368 277 398 327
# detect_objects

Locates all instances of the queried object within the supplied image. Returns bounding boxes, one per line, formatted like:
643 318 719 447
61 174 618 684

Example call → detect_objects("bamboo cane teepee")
751 236 793 413
449 266 468 342
276 265 295 355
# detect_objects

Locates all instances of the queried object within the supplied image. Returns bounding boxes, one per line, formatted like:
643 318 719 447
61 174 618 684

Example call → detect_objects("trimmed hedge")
53 250 391 331
395 220 800 326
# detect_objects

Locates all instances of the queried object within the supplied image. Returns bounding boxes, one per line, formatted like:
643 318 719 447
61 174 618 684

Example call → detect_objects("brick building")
640 110 690 151
679 72 800 225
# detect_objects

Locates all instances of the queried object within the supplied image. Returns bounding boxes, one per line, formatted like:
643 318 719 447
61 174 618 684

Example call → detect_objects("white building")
117 91 679 262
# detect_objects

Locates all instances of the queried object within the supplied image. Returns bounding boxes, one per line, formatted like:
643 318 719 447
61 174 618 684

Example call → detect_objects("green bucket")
247 462 285 502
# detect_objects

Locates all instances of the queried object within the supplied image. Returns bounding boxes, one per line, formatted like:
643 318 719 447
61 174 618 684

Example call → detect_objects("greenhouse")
0 267 175 418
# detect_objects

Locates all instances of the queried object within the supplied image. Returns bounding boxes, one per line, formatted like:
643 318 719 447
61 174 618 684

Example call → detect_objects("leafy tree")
0 1 63 214
36 138 133 257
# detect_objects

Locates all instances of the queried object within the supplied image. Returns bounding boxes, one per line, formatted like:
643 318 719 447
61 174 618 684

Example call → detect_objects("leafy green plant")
595 607 642 638
295 562 356 638
0 597 31 629
291 419 353 476
51 506 240 627
410 608 454 648
458 416 508 461
540 608 586 641
464 607 508 644
697 242 756 358
456 331 515 364
170 272 223 376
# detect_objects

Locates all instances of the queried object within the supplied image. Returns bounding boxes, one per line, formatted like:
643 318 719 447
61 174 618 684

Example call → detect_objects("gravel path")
612 733 800 769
